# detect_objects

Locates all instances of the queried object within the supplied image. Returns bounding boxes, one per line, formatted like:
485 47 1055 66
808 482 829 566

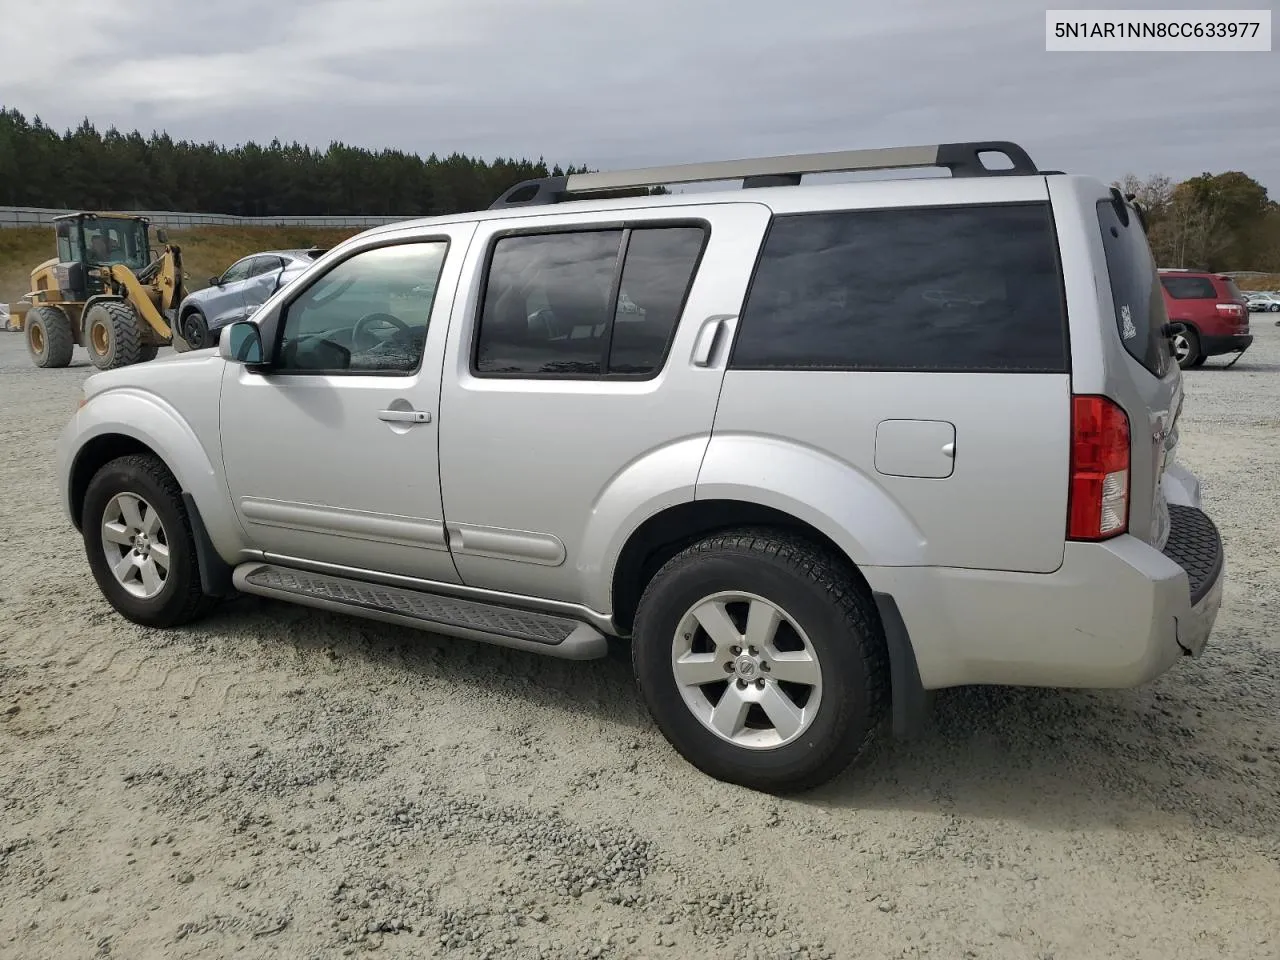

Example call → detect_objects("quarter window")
276 241 448 375
1160 276 1217 300
474 225 706 378
731 203 1069 373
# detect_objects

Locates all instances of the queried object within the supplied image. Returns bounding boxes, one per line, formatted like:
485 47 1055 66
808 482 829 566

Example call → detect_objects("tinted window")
477 231 619 376
277 241 447 374
608 228 704 375
475 226 705 378
731 204 1068 372
1097 201 1171 377
249 256 282 277
1222 278 1245 301
1161 276 1217 300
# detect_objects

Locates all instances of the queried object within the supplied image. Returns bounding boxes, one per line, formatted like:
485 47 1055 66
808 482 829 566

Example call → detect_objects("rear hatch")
1094 195 1180 551
1220 276 1251 332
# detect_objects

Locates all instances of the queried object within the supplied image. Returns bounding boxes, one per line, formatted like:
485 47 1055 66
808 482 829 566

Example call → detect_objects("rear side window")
1096 200 1171 377
1222 278 1245 301
1161 275 1217 300
474 224 707 378
730 203 1068 372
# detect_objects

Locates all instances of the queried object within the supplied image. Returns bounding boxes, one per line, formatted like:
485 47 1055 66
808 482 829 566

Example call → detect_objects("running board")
232 562 608 660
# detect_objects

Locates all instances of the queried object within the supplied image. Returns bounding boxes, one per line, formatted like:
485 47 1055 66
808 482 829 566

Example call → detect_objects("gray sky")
2 0 1277 195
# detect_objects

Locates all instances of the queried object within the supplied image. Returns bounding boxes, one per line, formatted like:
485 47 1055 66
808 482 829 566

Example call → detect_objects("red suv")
1158 269 1252 369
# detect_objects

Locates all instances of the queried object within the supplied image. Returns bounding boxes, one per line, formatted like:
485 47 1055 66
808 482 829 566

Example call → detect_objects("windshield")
81 217 150 271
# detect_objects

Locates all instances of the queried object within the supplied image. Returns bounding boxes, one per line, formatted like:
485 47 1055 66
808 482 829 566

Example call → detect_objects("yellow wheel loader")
13 213 190 370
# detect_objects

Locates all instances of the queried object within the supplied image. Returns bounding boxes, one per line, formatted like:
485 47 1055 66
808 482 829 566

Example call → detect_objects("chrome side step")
232 562 608 660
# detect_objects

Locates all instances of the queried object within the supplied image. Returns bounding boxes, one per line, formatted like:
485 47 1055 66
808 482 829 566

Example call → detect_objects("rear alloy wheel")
632 529 889 793
25 305 74 368
1270 303 1280 313
1170 323 1201 370
85 301 144 370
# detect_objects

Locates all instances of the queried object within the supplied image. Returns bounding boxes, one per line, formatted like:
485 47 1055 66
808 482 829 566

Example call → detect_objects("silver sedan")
175 249 325 349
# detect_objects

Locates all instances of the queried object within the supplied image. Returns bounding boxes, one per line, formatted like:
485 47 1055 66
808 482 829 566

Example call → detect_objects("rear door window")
730 203 1068 373
1096 200 1171 377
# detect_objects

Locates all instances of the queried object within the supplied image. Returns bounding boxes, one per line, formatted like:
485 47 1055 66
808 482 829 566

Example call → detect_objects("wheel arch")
610 499 869 635
63 393 242 569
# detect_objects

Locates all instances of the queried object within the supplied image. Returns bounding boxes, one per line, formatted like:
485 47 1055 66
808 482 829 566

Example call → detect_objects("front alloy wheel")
82 454 219 628
100 492 171 600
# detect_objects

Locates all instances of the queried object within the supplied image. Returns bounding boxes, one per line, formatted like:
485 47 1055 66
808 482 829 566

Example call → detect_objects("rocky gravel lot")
1 325 1278 960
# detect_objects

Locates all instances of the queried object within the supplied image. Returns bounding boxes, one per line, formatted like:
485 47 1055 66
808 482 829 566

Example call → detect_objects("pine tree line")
0 107 586 217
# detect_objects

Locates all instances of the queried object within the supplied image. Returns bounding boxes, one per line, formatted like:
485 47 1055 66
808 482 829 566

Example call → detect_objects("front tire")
632 529 889 793
85 301 144 370
25 305 74 368
82 454 218 628
178 308 209 351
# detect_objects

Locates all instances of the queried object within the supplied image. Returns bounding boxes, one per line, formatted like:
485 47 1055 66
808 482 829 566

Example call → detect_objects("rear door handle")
692 314 736 367
378 408 431 424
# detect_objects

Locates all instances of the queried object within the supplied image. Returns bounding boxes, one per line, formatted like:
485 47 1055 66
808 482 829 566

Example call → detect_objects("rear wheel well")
69 435 163 531
611 499 870 635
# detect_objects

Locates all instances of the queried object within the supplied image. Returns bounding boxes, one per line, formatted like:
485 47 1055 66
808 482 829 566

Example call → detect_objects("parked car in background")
175 249 325 349
1157 269 1251 369
1244 291 1280 313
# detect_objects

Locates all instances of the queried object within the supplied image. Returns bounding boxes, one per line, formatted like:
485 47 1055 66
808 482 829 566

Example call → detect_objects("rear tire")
632 528 889 793
1270 303 1280 313
1171 323 1201 370
81 454 218 628
138 343 160 362
25 305 74 368
85 301 144 370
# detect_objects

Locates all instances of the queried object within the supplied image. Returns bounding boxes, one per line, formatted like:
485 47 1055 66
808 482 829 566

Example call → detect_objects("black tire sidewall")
634 550 874 788
82 460 199 627
183 310 208 350
1174 324 1200 369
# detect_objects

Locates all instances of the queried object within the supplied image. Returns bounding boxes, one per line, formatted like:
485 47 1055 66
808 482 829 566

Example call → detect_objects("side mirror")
209 275 222 287
156 228 169 244
219 321 264 365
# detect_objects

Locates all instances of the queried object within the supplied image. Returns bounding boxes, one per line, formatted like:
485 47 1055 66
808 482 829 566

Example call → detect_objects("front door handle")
378 408 431 424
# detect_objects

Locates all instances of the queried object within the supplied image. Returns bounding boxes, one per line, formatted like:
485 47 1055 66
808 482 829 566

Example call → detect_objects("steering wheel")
351 312 409 352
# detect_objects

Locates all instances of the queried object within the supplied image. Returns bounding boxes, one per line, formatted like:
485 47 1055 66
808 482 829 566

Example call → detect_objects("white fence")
0 205 413 230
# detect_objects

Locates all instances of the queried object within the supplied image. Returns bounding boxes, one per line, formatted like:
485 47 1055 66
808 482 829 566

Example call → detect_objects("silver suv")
55 140 1226 792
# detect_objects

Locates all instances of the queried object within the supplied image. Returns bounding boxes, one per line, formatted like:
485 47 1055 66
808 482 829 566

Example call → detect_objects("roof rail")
490 140 1040 209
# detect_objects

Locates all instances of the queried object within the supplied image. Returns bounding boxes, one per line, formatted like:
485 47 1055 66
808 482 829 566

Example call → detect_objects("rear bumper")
1201 333 1252 356
865 504 1225 691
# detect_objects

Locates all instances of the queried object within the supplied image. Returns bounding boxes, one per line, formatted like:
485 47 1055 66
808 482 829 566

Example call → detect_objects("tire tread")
89 454 217 626
633 526 890 792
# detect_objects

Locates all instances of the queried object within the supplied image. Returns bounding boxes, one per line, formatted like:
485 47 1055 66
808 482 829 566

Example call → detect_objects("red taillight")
1215 303 1245 320
1068 395 1130 541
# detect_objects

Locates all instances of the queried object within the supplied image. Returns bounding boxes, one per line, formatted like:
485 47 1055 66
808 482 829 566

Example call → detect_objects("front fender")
57 387 242 563
695 434 927 567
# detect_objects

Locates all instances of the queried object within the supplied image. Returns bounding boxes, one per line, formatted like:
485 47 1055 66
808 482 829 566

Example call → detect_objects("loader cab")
52 214 153 302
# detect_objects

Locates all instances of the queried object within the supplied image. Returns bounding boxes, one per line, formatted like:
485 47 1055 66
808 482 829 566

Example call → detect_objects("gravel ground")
1 323 1278 960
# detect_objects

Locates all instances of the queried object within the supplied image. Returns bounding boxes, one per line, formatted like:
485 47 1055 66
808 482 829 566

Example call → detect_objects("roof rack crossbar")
489 140 1039 209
